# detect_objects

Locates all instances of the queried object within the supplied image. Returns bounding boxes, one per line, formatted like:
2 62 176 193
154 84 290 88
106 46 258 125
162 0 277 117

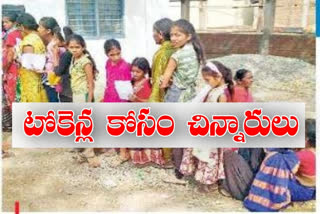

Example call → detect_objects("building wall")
1 0 170 72
169 0 315 31
199 33 315 64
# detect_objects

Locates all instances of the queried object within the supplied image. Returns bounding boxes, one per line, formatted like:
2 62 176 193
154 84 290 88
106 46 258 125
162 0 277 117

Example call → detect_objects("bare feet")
97 148 117 157
87 156 101 168
162 161 175 169
80 148 101 168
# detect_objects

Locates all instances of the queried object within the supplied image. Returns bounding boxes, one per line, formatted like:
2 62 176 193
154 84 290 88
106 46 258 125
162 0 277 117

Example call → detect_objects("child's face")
132 66 145 82
170 26 191 48
153 29 163 45
107 47 121 64
238 72 253 88
3 17 14 31
202 73 222 88
68 40 85 58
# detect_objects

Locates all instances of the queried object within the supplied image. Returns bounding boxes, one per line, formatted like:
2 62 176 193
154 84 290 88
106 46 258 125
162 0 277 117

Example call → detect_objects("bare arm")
160 58 177 89
84 63 94 102
218 94 227 103
3 47 15 72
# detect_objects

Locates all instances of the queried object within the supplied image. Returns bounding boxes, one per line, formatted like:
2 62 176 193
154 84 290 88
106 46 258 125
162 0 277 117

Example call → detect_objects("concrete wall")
169 0 315 31
199 33 315 64
1 0 170 72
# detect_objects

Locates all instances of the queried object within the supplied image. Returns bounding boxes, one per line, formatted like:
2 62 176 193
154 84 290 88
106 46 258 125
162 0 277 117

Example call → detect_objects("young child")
179 61 233 192
67 34 99 167
52 26 74 102
128 57 165 167
103 39 131 164
103 39 131 102
159 19 205 178
129 57 152 102
160 19 205 102
232 69 254 102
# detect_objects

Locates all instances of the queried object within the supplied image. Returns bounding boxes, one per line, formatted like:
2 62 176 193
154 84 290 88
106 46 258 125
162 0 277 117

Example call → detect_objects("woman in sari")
149 18 176 168
16 13 48 102
244 148 299 212
221 69 265 200
2 12 22 130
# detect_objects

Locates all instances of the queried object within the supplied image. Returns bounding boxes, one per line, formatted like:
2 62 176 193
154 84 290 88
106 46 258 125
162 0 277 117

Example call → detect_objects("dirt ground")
2 55 316 212
1 134 316 212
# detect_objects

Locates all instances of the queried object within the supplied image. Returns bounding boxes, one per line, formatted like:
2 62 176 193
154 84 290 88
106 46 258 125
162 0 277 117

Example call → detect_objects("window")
65 0 125 38
2 4 25 16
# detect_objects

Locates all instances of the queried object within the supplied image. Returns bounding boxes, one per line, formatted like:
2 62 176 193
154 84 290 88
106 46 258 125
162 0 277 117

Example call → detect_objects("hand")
160 78 169 89
52 44 60 56
128 94 136 101
34 69 43 73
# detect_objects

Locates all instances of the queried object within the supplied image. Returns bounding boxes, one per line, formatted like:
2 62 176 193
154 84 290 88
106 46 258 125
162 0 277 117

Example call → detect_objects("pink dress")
103 58 131 102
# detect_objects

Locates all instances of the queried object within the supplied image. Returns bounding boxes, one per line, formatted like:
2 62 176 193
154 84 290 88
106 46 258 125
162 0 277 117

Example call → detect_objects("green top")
148 41 175 102
70 54 92 95
171 43 199 102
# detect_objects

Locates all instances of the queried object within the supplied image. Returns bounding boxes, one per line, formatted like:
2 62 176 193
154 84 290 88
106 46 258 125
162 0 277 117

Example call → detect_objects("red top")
4 29 22 47
296 150 315 176
134 78 151 102
231 86 253 102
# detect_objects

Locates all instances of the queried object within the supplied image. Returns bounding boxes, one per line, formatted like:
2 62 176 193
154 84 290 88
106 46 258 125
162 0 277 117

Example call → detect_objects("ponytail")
172 19 206 65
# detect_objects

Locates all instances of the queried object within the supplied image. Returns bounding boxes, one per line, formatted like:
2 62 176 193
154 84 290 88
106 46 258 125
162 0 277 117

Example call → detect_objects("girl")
103 39 131 102
232 69 254 102
179 61 232 192
37 17 63 102
160 19 205 178
103 39 131 165
160 19 205 102
129 57 152 102
67 34 99 167
52 26 74 102
2 12 22 130
16 13 48 102
128 57 165 167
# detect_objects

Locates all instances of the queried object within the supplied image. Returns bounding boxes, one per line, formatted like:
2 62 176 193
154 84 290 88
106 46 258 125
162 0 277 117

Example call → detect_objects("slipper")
218 187 232 198
162 174 187 185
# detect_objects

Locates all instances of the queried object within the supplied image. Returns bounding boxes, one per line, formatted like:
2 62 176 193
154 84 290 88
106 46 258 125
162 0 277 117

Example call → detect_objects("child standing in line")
103 39 131 102
179 61 233 192
67 34 99 167
103 39 131 165
128 57 165 167
51 26 74 102
160 19 205 102
159 19 205 179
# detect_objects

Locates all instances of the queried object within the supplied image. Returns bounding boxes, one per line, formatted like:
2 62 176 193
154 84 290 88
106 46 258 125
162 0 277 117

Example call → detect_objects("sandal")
218 187 232 198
